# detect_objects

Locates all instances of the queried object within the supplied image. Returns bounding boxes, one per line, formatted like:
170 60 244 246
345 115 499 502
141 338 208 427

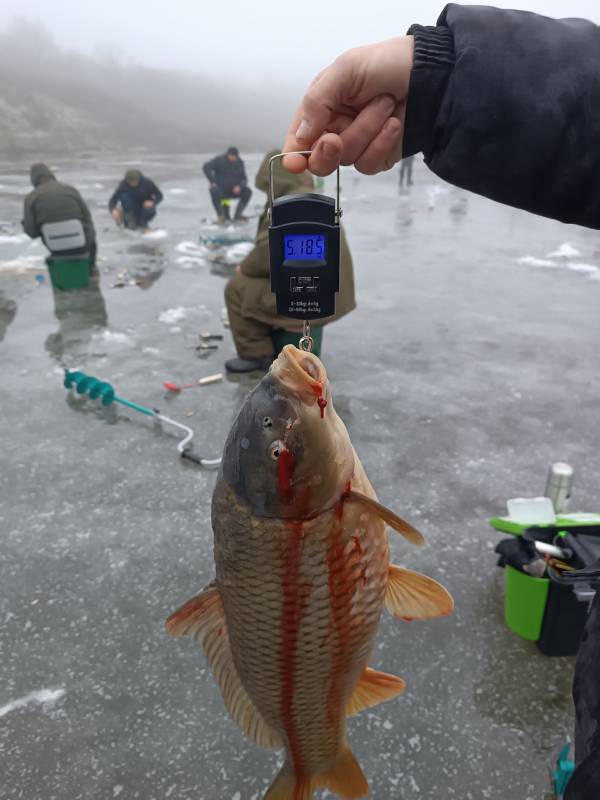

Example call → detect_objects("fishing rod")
63 369 221 467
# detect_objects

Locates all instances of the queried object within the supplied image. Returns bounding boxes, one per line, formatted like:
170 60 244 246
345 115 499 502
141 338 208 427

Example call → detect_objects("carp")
167 345 453 799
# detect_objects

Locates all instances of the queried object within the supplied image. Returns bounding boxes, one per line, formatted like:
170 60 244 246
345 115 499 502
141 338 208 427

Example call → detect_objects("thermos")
545 462 574 513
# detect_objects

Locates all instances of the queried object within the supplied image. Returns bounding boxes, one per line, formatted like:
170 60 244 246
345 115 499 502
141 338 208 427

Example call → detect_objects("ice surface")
1 153 597 800
0 688 65 718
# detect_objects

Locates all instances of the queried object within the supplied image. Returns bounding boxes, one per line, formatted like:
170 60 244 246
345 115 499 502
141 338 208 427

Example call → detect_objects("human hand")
111 208 121 223
282 36 414 176
232 185 241 196
143 200 155 209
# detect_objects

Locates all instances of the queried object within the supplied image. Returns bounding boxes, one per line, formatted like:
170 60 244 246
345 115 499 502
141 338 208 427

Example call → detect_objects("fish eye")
269 440 285 460
262 416 273 429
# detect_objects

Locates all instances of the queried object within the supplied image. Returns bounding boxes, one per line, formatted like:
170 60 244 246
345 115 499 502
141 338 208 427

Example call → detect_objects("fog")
1 1 600 157
2 0 600 81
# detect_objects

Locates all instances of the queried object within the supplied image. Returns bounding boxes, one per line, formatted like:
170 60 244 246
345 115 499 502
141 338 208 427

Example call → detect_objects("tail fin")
264 750 368 800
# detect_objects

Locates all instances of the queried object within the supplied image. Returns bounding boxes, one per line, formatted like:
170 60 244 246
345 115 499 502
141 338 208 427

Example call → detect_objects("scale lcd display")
284 234 325 262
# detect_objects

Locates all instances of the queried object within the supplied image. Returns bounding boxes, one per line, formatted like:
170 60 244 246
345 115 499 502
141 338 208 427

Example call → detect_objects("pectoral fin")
385 565 454 620
166 582 282 748
346 667 406 716
346 490 425 547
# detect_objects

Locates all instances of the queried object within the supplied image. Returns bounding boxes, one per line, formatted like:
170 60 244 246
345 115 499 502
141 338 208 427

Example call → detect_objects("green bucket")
47 257 90 290
272 326 323 358
504 565 550 641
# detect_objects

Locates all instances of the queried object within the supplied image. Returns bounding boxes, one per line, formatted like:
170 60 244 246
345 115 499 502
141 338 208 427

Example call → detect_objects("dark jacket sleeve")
147 179 163 205
203 156 218 183
22 194 39 238
404 4 600 229
108 182 124 212
239 161 248 188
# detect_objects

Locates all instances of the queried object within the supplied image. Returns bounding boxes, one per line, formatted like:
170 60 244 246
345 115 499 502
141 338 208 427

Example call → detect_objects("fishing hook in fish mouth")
299 320 313 352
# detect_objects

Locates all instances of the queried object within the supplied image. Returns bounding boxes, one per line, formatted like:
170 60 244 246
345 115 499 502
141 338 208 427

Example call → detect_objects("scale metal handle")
268 151 341 223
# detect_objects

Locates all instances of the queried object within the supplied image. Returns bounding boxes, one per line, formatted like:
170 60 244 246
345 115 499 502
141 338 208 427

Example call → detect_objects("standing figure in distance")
203 146 252 224
399 155 415 187
108 169 163 232
23 163 97 273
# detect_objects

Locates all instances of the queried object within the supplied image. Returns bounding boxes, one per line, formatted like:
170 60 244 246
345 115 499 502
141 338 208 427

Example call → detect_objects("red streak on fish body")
280 521 309 776
326 500 354 729
309 379 327 419
317 396 328 418
278 448 295 506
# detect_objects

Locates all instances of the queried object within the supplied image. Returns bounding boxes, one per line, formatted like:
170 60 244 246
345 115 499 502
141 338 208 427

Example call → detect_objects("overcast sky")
3 0 600 86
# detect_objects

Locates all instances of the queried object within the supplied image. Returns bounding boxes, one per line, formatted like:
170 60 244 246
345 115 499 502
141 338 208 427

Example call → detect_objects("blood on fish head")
218 346 355 519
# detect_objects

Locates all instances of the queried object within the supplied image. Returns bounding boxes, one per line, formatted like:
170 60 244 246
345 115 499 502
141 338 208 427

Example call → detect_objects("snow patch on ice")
176 256 206 269
0 255 45 272
0 233 29 244
143 229 168 240
546 242 581 259
567 262 599 274
517 256 556 268
222 242 254 263
159 307 188 324
93 330 133 346
0 687 65 718
168 188 188 195
158 305 205 324
112 785 124 797
176 241 208 256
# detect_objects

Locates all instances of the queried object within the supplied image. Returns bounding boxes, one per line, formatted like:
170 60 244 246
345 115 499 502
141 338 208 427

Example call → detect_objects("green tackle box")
47 256 90 290
491 514 600 652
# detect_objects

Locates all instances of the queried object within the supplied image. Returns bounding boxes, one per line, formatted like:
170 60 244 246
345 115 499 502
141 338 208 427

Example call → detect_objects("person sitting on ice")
223 151 356 374
108 169 163 232
203 146 252 224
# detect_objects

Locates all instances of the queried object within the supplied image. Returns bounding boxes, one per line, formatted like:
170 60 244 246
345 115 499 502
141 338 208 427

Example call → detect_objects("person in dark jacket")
108 170 163 231
203 147 251 223
23 163 97 268
282 5 600 798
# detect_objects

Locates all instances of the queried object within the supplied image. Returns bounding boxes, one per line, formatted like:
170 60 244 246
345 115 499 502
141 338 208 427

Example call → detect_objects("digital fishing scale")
267 152 341 349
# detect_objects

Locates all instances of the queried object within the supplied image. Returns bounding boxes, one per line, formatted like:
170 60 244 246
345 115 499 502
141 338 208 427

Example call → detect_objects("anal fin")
346 666 406 716
166 582 282 748
345 490 425 547
385 564 454 620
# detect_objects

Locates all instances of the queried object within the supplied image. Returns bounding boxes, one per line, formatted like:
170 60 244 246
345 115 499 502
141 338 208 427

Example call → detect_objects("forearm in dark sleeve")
203 159 217 182
404 4 600 229
150 181 163 205
108 187 120 211
22 200 39 238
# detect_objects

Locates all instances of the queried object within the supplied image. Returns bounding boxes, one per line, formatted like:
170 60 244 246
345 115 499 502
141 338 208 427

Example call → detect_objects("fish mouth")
277 344 326 386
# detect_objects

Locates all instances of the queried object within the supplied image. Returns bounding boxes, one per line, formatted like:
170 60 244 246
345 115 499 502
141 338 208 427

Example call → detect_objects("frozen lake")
1 153 600 799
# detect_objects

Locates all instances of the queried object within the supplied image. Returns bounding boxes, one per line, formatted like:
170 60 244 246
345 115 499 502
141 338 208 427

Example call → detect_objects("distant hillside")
0 19 295 157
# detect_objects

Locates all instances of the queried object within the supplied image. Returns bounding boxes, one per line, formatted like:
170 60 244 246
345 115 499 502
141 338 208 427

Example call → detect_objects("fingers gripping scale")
267 152 342 345
63 370 221 467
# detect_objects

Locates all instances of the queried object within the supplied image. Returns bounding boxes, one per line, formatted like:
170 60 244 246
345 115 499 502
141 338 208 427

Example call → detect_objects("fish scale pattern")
212 476 389 777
